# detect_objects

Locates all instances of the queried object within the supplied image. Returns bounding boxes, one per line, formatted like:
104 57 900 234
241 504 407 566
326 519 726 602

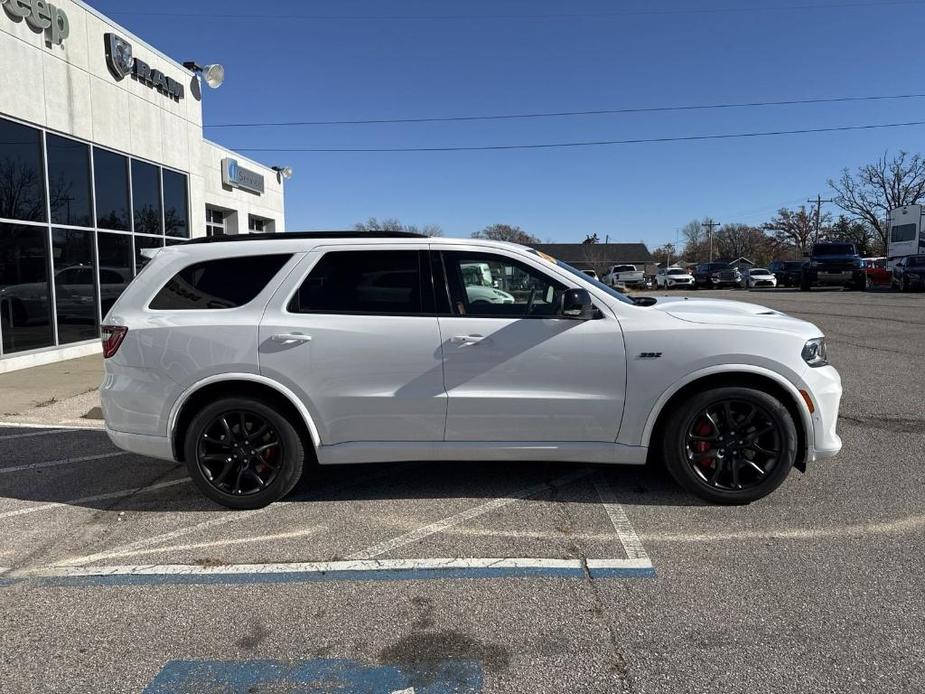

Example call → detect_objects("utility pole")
807 194 834 245
702 219 720 262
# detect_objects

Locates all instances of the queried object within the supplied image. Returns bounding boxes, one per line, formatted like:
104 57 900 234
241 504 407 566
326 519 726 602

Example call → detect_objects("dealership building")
0 0 287 371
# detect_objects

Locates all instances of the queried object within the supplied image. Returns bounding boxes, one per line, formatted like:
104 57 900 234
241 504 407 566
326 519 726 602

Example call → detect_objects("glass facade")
0 115 190 357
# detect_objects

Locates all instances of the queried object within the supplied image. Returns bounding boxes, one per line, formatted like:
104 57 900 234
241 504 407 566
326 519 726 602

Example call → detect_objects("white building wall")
0 0 284 238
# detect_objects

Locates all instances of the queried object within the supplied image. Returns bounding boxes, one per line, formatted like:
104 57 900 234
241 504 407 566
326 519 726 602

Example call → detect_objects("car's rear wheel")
663 387 798 504
183 397 305 509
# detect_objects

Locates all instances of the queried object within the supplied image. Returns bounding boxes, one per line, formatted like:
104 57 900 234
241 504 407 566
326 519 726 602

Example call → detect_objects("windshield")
668 269 687 276
751 268 771 275
814 243 855 256
555 259 635 305
908 256 925 267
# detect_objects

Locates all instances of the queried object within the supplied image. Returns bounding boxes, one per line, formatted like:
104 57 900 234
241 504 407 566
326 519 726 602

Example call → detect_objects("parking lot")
1 288 923 693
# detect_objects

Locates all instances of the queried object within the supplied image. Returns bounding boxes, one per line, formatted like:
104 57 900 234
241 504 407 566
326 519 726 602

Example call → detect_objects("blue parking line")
144 658 482 693
20 565 655 588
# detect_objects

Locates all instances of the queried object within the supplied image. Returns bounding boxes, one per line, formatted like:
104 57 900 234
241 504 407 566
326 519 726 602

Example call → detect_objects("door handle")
270 333 312 344
451 335 486 346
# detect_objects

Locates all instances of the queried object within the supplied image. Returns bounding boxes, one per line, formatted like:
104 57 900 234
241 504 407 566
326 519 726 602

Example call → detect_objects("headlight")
802 337 829 368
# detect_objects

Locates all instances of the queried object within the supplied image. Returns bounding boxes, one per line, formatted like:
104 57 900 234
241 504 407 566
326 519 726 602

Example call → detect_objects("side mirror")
558 288 595 320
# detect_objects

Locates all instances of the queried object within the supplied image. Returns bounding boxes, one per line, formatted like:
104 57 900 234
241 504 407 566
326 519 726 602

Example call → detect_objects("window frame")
147 253 294 312
285 248 433 317
440 250 568 320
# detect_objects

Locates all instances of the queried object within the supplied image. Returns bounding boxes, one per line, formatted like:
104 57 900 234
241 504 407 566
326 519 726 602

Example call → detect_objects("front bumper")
801 365 843 462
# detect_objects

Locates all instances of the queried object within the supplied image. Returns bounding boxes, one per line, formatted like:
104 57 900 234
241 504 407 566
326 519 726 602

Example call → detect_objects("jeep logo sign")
222 159 265 195
105 33 184 101
1 0 69 45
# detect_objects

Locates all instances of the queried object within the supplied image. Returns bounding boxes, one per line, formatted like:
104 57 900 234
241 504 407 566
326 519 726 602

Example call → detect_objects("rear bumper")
105 426 175 463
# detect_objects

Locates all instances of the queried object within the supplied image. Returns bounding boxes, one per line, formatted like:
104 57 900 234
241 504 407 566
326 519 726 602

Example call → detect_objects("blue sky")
89 0 925 245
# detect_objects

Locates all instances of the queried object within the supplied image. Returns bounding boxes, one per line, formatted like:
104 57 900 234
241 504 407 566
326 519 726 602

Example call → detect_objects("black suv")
892 255 925 292
693 262 734 288
800 242 863 291
769 260 806 288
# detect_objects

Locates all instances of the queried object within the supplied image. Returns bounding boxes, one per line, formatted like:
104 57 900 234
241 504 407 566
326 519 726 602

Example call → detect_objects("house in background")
532 243 656 277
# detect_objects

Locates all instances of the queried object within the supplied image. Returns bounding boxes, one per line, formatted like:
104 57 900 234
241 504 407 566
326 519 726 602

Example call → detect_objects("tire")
799 275 811 292
901 277 909 293
183 397 305 510
662 386 798 505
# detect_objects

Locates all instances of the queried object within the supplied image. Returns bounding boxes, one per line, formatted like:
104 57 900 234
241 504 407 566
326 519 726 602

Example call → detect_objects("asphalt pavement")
0 288 922 693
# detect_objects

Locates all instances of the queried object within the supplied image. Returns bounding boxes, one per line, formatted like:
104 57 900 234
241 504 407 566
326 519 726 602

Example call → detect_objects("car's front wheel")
662 387 798 504
183 397 305 509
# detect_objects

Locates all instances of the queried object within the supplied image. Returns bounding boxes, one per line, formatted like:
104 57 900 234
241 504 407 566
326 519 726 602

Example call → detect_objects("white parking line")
59 464 417 567
0 429 75 441
0 478 189 521
593 475 651 562
348 469 593 561
0 421 105 432
0 451 125 475
14 557 655 582
86 527 328 562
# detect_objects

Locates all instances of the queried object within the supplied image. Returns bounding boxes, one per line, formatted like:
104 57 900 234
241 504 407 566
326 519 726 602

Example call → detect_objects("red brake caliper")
692 418 714 470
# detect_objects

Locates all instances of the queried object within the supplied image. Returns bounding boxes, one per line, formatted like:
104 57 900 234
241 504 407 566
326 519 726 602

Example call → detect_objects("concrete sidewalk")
0 355 104 426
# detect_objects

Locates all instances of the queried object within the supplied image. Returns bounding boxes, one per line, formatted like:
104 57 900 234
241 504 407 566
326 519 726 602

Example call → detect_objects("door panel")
438 249 626 443
259 249 446 445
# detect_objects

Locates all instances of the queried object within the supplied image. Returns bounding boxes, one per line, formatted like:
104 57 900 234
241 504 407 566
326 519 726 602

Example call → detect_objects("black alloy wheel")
684 400 781 492
663 387 798 504
197 410 283 496
184 397 305 509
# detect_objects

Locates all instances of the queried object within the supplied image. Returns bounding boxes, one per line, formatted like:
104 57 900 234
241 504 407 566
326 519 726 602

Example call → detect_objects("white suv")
101 232 842 509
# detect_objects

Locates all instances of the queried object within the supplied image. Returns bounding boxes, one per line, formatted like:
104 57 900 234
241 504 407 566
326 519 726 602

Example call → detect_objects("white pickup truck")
602 264 646 288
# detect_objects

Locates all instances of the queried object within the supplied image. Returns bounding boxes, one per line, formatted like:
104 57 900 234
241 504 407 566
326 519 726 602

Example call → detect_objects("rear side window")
289 250 423 315
150 254 291 310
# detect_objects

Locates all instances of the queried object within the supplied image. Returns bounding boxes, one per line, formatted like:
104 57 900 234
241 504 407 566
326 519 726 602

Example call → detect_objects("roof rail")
180 231 427 245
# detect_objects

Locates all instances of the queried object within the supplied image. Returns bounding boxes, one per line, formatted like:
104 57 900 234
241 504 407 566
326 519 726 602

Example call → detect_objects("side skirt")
315 441 648 466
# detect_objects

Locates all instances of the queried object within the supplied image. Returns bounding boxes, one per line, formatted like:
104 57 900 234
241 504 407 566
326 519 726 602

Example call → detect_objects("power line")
107 0 925 21
233 119 925 153
204 92 925 129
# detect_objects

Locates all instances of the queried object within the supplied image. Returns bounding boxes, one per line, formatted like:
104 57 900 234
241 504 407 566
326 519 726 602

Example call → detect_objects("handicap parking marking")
144 658 482 694
8 557 655 587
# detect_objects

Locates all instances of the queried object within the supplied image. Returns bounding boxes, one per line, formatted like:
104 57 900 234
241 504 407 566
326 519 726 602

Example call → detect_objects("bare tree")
680 219 703 247
828 151 925 253
354 217 443 237
828 215 875 256
471 224 541 245
715 224 772 265
764 207 821 256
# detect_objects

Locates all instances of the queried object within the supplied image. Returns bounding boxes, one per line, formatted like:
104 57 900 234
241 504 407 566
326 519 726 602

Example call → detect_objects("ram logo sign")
105 33 184 101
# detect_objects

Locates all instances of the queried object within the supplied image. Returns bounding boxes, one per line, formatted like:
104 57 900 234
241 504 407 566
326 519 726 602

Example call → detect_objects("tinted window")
290 251 423 314
151 254 291 310
47 135 93 227
135 235 163 273
0 223 53 353
97 232 133 314
0 118 46 222
891 224 917 243
52 229 98 344
444 251 565 317
163 170 189 238
94 149 130 231
908 256 925 267
132 160 162 235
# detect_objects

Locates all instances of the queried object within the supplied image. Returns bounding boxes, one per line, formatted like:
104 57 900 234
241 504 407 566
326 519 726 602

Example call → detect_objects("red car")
861 257 891 289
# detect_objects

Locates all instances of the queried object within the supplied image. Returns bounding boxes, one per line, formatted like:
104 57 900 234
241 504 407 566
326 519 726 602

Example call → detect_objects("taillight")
101 325 128 359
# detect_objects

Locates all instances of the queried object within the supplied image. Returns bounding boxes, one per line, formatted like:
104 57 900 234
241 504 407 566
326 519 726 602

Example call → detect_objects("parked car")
692 262 731 289
710 266 742 288
768 260 805 288
602 264 646 288
655 267 696 289
860 257 891 290
582 270 600 281
101 231 842 509
800 242 864 291
891 255 925 292
739 268 778 289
